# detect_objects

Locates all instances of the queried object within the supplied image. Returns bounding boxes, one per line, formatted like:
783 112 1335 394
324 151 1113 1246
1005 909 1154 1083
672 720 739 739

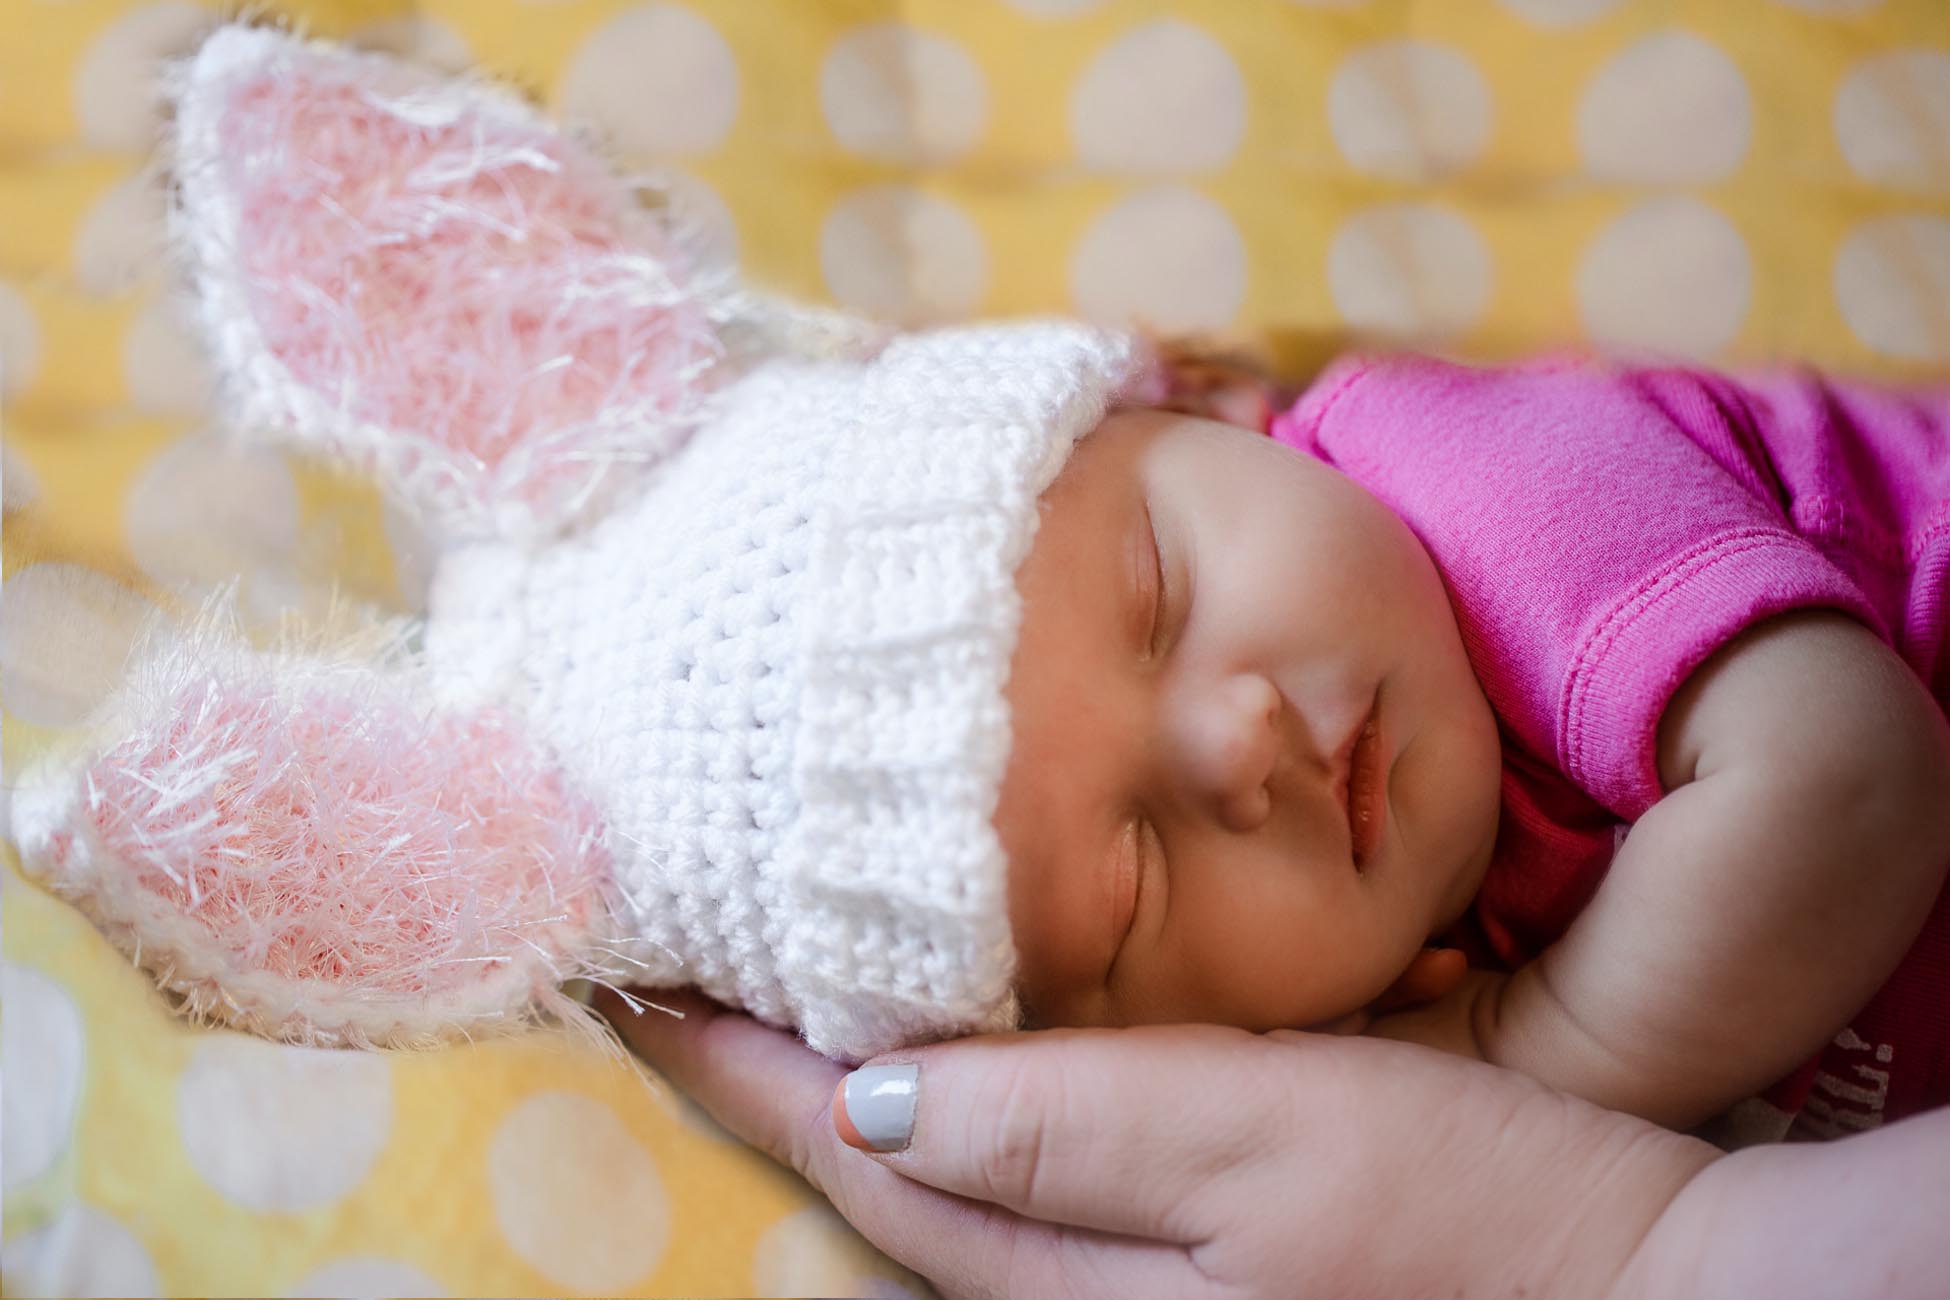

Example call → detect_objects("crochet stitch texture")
431 324 1147 1057
12 22 1153 1062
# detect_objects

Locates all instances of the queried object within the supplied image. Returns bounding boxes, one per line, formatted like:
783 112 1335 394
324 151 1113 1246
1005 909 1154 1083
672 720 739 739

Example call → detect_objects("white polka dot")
1071 21 1246 175
655 169 740 270
344 15 475 73
123 294 213 417
178 1036 392 1212
1834 214 1950 362
821 186 988 325
1003 0 1105 15
1329 41 1492 181
1771 0 1882 13
1 964 87 1193
74 2 219 151
1578 31 1751 184
1496 0 1627 23
557 5 739 157
1578 197 1751 358
123 431 301 614
0 1203 159 1299
1328 203 1492 341
0 564 162 728
286 1257 448 1299
0 280 43 397
1835 50 1950 192
822 24 987 165
489 1091 670 1291
752 1206 893 1299
1070 187 1246 333
73 170 167 296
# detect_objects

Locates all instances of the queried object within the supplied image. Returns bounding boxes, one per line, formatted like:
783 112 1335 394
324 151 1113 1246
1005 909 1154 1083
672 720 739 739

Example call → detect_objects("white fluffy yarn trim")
165 22 722 546
11 598 638 1051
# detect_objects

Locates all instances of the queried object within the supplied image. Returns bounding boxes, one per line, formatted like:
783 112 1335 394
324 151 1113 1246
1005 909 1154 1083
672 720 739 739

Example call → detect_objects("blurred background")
3 1 1947 1295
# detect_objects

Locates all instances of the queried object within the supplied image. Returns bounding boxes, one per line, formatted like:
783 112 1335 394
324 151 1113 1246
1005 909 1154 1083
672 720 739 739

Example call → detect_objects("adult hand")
597 989 1715 1299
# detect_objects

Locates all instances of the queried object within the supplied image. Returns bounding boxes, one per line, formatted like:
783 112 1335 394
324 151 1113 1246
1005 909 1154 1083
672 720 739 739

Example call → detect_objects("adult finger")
595 987 845 1180
597 991 1210 1300
835 1023 1282 1244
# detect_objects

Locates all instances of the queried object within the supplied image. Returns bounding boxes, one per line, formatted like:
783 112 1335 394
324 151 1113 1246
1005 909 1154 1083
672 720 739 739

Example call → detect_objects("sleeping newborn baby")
997 403 1501 1037
996 361 1950 1135
20 24 1950 1142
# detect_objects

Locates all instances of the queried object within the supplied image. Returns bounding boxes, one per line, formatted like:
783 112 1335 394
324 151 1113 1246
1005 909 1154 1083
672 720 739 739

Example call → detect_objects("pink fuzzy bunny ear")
168 24 722 542
11 604 628 1048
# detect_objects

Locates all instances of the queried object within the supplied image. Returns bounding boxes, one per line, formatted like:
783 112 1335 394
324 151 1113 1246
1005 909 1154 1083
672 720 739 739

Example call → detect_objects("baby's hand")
1366 968 1511 1062
1148 335 1291 432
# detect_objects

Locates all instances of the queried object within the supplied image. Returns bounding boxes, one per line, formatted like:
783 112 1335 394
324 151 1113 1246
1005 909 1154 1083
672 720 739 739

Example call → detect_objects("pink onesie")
1271 354 1950 1137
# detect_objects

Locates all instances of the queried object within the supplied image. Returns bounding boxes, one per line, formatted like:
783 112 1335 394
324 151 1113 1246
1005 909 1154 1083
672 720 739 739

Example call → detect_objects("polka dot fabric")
1 0 1945 1294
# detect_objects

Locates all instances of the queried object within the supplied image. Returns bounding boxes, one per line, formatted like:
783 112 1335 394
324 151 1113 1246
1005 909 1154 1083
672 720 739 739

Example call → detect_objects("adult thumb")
831 1023 1275 1245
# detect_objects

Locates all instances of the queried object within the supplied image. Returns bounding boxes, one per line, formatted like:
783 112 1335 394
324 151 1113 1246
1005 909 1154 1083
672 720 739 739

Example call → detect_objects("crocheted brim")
776 323 1153 1059
427 321 1153 1062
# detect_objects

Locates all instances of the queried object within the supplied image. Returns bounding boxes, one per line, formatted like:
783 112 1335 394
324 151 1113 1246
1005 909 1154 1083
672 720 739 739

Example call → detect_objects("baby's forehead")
1029 416 1136 530
1048 407 1166 484
1041 406 1233 501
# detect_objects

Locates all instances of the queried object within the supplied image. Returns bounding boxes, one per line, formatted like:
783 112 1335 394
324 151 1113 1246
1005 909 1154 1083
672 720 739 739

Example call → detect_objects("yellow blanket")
4 1 1947 1295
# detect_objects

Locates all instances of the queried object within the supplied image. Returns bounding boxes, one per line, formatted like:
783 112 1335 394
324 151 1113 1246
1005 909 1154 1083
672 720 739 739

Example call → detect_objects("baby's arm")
1377 609 1950 1130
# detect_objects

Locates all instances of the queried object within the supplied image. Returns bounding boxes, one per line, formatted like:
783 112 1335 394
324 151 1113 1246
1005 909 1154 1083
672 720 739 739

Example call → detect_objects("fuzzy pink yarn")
46 645 618 1048
215 62 718 529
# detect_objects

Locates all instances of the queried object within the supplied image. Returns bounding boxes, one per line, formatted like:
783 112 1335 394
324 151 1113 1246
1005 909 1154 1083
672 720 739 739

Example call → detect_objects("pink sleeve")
1274 356 1885 821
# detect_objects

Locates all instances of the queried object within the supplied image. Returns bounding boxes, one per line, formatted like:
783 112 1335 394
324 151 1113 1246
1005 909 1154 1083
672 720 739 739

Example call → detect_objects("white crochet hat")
428 321 1153 1059
11 21 1157 1064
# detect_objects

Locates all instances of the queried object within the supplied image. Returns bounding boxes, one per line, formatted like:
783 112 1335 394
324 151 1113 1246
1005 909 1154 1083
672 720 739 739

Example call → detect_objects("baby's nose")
1175 672 1282 832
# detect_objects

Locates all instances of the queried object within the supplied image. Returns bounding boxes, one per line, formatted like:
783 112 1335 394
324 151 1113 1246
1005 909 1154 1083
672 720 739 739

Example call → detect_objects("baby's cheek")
1004 863 1128 1030
1166 886 1381 1031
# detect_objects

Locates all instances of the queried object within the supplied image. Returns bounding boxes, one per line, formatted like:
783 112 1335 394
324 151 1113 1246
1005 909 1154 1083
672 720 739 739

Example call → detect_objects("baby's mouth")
1330 692 1385 872
1347 707 1386 871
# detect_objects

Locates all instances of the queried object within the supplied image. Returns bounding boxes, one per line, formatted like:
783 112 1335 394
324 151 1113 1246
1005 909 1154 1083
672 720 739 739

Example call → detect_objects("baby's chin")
1434 805 1501 935
1400 724 1502 937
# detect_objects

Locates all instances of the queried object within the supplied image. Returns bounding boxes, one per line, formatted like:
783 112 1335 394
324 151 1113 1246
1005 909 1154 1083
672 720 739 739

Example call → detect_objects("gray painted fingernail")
843 1063 918 1152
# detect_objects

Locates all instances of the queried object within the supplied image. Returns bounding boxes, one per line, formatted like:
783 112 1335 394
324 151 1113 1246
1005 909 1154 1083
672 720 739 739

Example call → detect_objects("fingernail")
834 1063 917 1152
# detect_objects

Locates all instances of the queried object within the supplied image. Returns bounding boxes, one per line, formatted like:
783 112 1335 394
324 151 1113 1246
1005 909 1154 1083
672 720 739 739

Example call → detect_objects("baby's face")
995 409 1501 1031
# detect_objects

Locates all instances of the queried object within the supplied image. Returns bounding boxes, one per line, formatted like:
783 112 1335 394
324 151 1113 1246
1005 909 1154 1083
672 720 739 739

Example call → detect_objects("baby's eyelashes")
1108 813 1167 984
1145 517 1168 658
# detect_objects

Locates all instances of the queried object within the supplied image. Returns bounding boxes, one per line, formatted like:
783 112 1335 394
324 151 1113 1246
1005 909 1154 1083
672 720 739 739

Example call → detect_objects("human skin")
599 988 1950 1300
994 408 1504 1032
1367 606 1950 1127
999 397 1950 1129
